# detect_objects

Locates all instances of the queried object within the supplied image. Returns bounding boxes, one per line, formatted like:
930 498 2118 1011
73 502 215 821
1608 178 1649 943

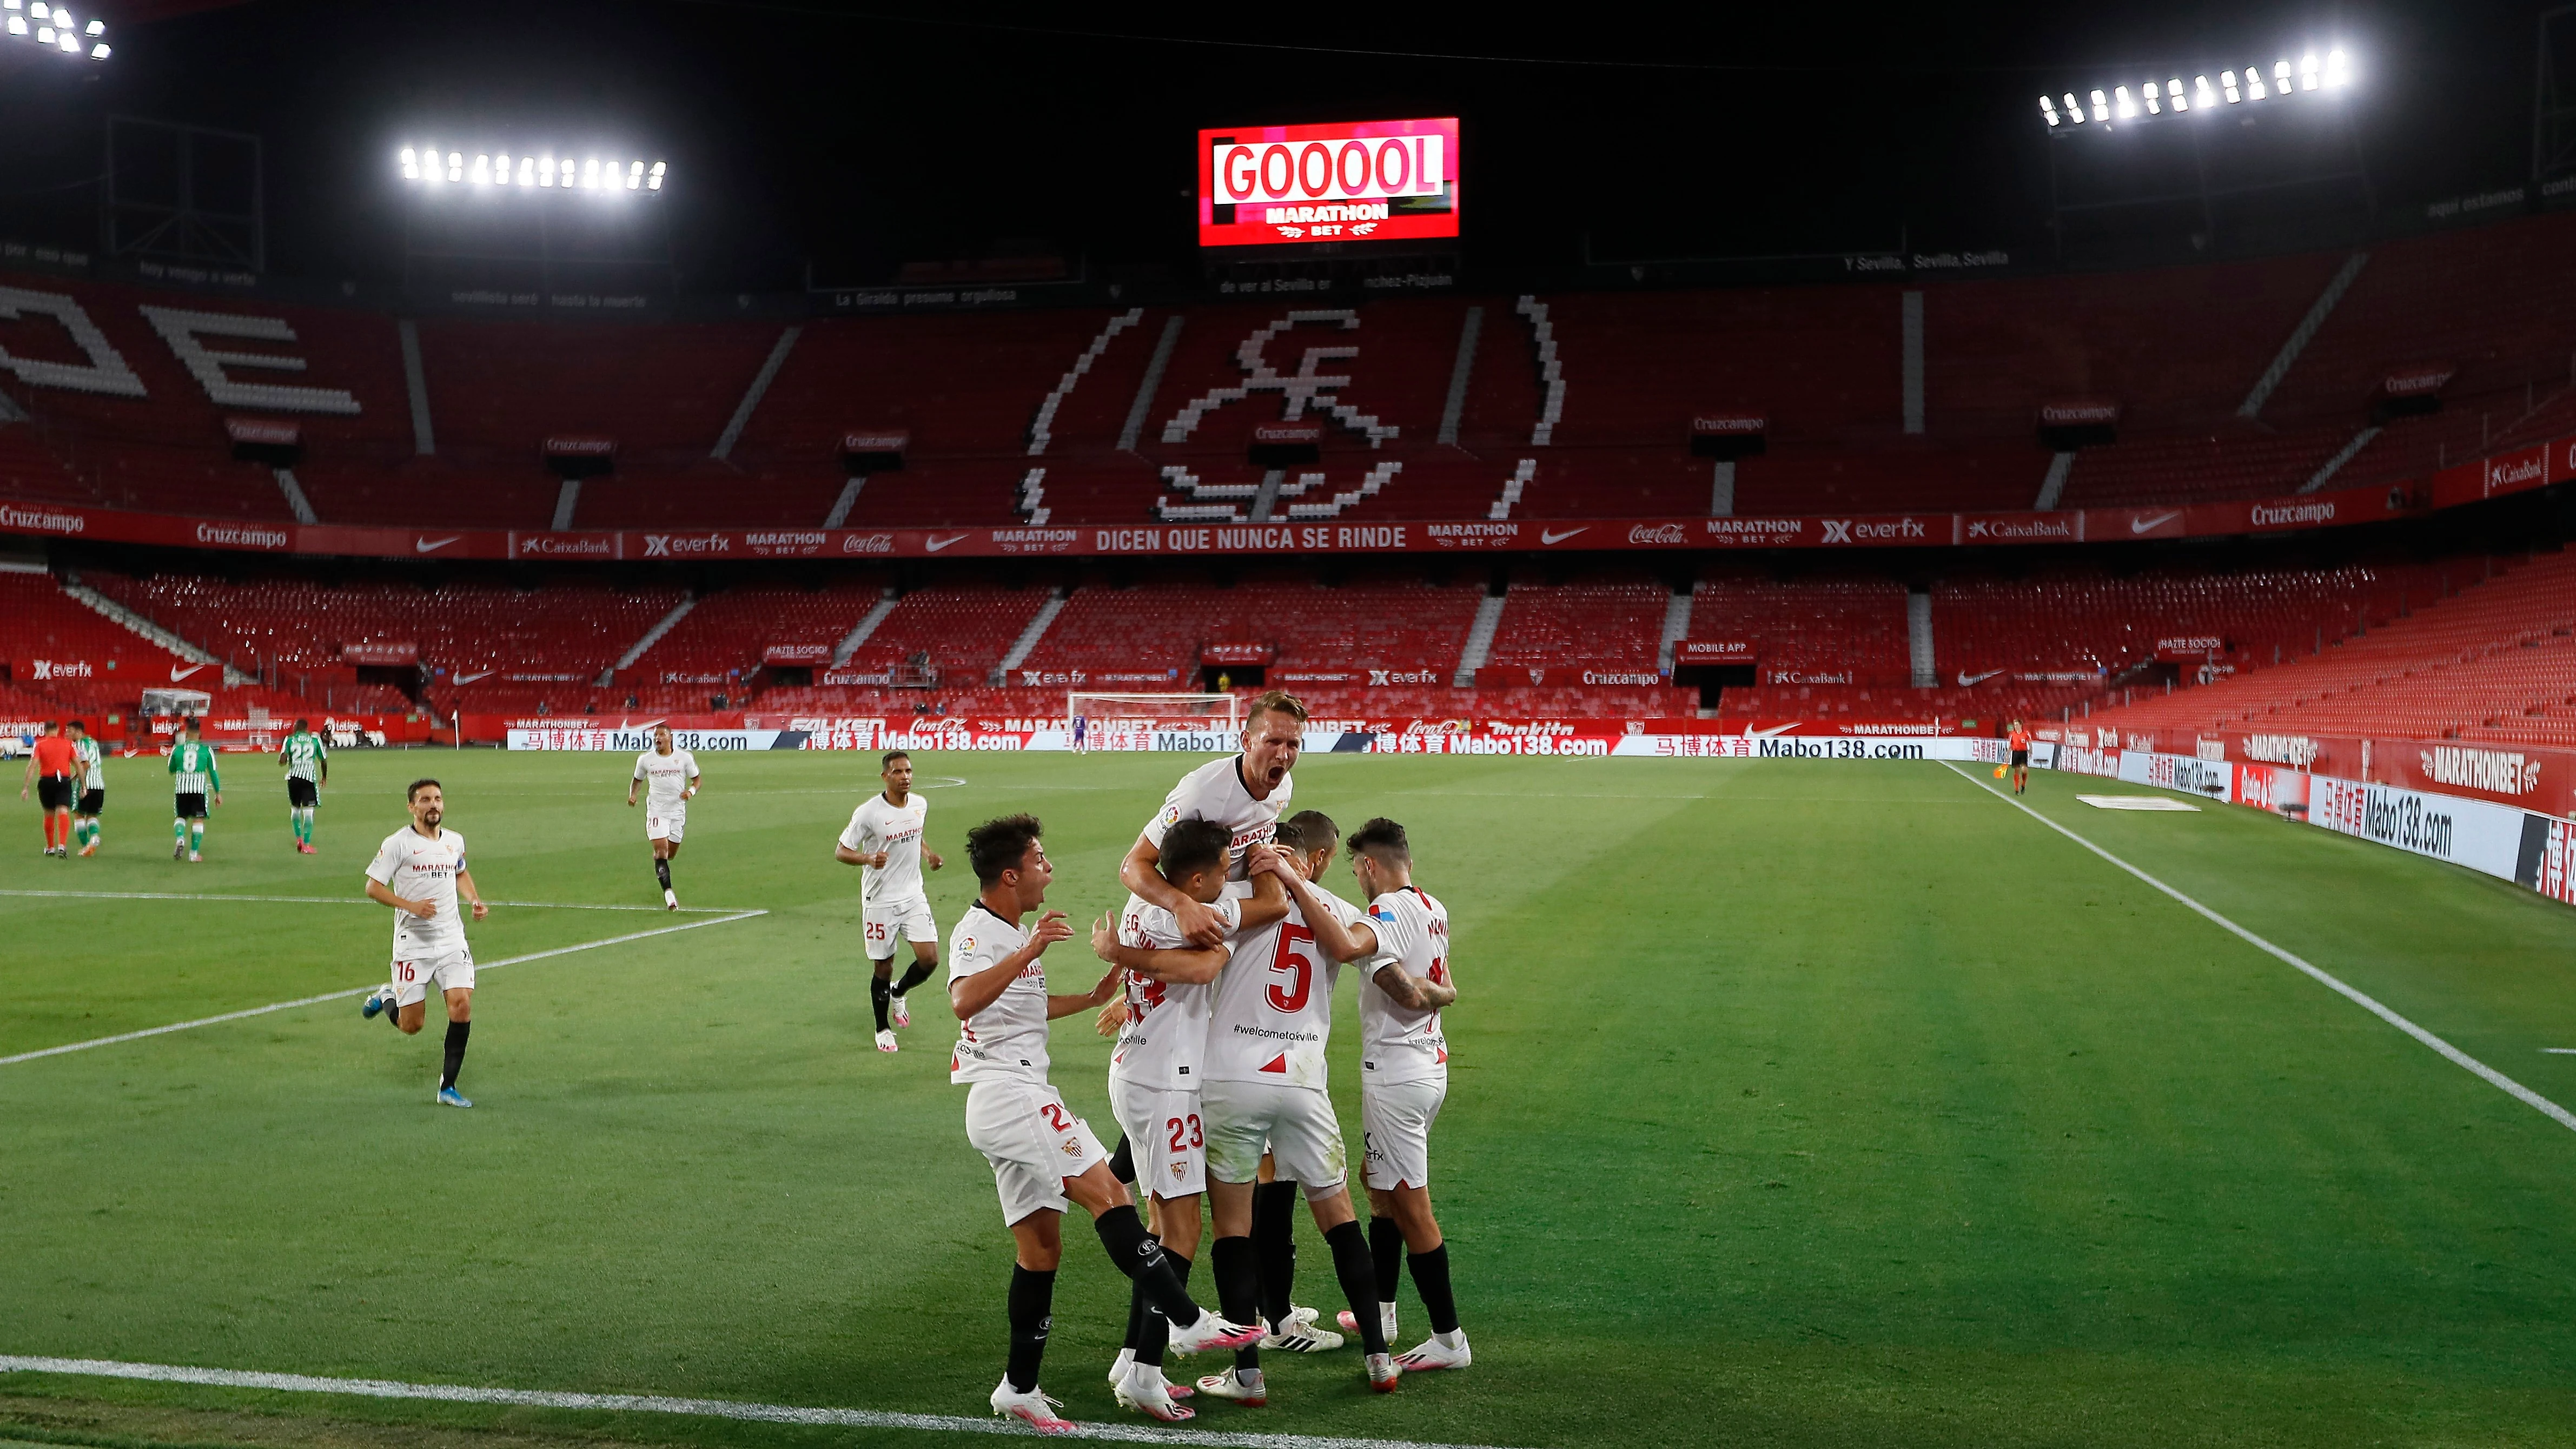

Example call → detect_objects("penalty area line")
1942 762 2576 1136
0 889 743 913
0 1356 1522 1449
0 911 766 1069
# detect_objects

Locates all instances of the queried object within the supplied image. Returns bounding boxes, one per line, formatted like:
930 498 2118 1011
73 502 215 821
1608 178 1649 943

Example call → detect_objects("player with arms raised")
947 812 1261 1434
626 724 698 909
835 750 945 1051
359 779 490 1108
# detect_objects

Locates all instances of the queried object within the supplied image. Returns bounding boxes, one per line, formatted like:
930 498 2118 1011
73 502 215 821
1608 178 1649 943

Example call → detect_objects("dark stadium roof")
0 2 2555 292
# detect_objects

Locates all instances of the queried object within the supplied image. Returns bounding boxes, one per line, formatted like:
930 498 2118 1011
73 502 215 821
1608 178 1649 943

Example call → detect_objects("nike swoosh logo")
1746 722 1797 738
924 533 971 552
1540 527 1586 545
2130 511 2181 533
169 664 203 683
414 535 460 553
453 671 493 685
1957 669 2004 686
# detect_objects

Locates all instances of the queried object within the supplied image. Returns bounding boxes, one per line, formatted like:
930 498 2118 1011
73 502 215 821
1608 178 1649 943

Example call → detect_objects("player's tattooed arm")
949 910 1072 1018
1370 962 1456 1011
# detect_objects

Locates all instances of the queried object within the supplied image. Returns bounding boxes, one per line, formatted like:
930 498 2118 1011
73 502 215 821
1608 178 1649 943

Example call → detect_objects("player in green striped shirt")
69 718 105 856
168 718 223 862
279 718 328 854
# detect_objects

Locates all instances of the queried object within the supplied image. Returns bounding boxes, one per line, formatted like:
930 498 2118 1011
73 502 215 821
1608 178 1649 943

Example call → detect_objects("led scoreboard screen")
1197 117 1460 248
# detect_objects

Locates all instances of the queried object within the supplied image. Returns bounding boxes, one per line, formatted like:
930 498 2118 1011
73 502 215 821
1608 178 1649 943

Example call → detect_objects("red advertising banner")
1201 642 1275 665
1198 117 1460 248
761 644 834 666
1676 640 1758 665
339 641 418 666
224 417 301 447
544 435 618 458
2150 729 2576 818
0 477 2492 565
842 430 910 454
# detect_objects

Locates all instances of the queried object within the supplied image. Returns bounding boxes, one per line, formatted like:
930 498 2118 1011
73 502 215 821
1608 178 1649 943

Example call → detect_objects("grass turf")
4 749 2575 1449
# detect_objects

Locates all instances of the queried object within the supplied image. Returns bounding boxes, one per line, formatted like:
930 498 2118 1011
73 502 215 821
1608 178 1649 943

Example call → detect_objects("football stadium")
5 6 2576 1448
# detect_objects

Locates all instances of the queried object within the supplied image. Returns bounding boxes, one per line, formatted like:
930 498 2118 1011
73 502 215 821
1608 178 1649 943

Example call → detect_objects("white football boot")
1394 1328 1472 1371
988 1380 1073 1435
1166 1309 1263 1355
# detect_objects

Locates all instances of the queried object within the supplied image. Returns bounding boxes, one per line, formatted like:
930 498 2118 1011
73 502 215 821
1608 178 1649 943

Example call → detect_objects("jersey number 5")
1268 922 1317 1014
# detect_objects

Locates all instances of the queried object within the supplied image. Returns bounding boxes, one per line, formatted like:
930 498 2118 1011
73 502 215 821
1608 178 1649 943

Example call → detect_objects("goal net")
1066 692 1242 752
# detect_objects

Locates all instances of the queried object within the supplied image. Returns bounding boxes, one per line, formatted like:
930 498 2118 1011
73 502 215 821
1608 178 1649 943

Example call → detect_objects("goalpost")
1065 692 1241 753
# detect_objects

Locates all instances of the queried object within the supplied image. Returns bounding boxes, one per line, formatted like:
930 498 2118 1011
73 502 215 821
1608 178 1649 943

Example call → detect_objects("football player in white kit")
1322 817 1468 1372
1087 819 1289 1420
835 750 946 1051
359 779 490 1108
1188 811 1407 1400
1118 691 1303 947
947 813 1262 1434
625 724 698 910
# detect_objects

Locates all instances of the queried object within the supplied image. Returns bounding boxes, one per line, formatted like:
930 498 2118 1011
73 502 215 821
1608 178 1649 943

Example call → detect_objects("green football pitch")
6 749 2576 1449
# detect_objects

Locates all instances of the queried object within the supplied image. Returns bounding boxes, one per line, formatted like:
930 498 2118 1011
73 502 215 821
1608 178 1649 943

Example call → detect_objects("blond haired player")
836 749 945 1051
1120 690 1304 947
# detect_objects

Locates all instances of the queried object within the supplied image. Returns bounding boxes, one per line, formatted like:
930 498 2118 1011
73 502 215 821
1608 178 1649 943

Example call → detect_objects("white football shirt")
1206 883 1361 1090
947 902 1050 1085
366 825 469 956
1108 883 1245 1091
839 791 930 903
1140 754 1293 880
1359 886 1451 1086
633 748 699 809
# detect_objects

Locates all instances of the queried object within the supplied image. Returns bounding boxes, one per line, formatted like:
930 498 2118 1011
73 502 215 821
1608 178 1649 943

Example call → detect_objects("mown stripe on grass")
0 1357 1521 1449
0 890 744 912
1944 762 2576 1135
0 911 766 1068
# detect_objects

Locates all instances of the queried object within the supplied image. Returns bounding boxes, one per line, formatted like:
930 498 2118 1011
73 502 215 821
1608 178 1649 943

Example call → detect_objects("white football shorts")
1108 1076 1205 1199
1203 1078 1347 1197
645 803 686 843
388 946 475 1008
1360 1076 1447 1191
964 1078 1109 1226
863 893 938 958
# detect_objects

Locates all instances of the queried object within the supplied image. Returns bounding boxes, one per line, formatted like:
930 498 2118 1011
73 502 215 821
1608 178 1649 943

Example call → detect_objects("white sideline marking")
0 911 765 1068
0 1355 1517 1449
0 890 740 913
1945 763 2576 1135
2546 1048 2576 1055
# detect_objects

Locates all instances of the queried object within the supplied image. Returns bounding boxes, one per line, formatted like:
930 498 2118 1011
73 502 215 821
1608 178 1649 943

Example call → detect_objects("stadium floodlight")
396 142 667 195
2043 44 2354 130
2 0 102 57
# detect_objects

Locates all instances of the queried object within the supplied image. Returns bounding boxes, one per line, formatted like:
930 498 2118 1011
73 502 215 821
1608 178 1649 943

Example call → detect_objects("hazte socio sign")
1198 118 1460 248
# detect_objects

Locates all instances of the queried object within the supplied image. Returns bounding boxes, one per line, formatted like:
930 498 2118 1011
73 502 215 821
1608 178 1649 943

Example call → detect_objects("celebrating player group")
927 691 1471 1434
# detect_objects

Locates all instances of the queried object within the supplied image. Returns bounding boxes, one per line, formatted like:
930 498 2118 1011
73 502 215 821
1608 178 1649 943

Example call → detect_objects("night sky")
0 1 2551 290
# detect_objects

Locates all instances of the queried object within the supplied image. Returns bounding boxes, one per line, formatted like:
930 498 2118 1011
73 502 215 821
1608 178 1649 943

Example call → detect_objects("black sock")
1108 1134 1135 1186
1210 1234 1262 1372
1324 1220 1388 1355
892 959 936 997
1253 1181 1298 1329
1408 1245 1459 1335
870 971 891 1031
1005 1265 1055 1393
1369 1215 1405 1304
654 857 672 891
1092 1204 1201 1326
440 1020 471 1090
1137 1250 1189 1368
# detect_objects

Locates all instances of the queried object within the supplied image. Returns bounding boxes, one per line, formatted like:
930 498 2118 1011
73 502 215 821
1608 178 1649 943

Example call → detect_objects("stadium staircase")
1453 588 1508 686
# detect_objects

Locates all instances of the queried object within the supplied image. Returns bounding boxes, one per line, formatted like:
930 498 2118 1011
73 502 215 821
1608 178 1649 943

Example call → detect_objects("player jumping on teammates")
1120 690 1304 947
947 812 1263 1435
627 724 699 909
279 717 328 854
1088 819 1289 1420
22 720 76 857
168 717 222 862
68 719 104 856
1300 817 1469 1374
360 779 490 1108
2008 719 2034 795
835 750 946 1052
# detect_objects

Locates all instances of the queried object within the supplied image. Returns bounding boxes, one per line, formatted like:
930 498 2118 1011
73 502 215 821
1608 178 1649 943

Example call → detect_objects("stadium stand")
0 569 308 719
2080 549 2576 747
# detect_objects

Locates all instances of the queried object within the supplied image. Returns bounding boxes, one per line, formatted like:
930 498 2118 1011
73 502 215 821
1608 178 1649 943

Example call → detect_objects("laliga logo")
1627 523 1686 545
840 532 895 554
